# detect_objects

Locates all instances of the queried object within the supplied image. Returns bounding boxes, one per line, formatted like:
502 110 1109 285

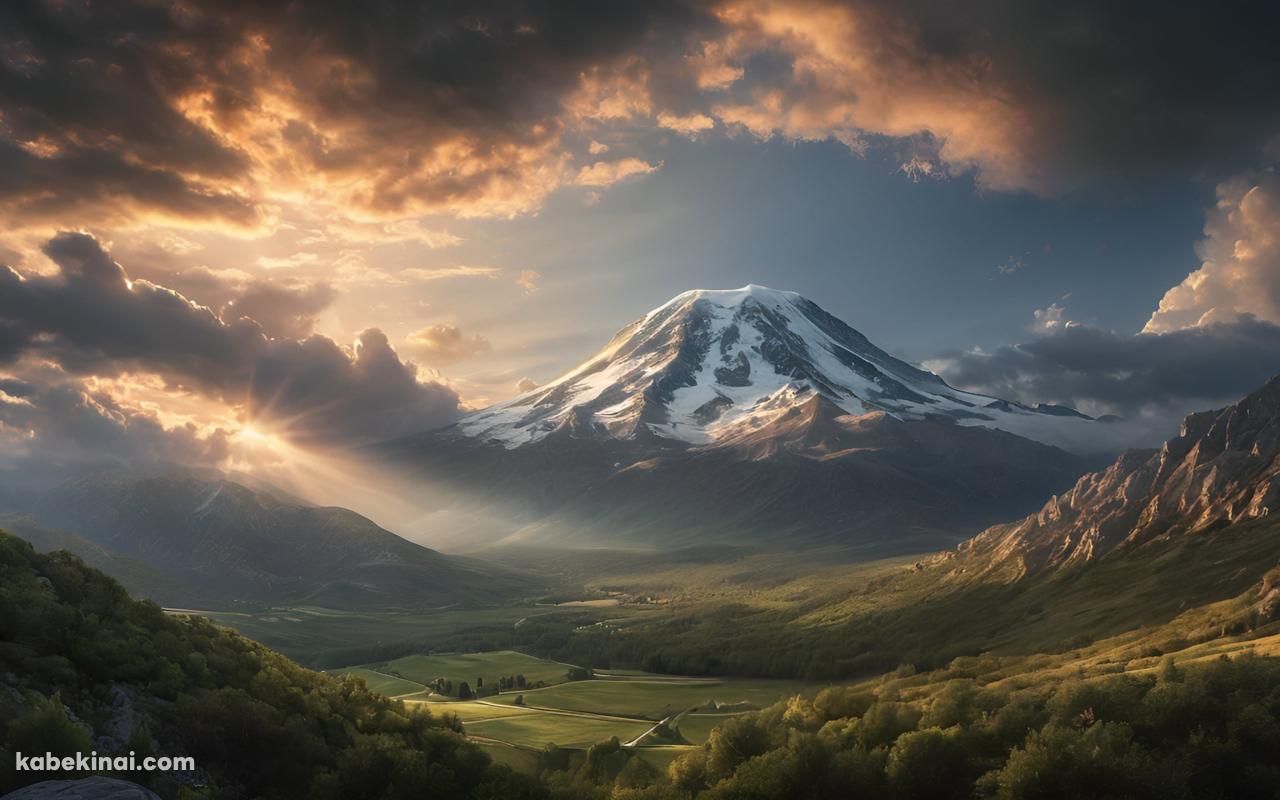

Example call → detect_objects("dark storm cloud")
0 232 461 444
5 0 1277 227
0 139 261 227
223 281 337 340
0 0 717 225
889 0 1280 185
934 318 1280 417
692 0 1280 192
0 375 231 471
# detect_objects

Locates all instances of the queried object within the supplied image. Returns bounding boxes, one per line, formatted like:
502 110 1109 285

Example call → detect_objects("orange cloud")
703 0 1046 192
576 158 662 187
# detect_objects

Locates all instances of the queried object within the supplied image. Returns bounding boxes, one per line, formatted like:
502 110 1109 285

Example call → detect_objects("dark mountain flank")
24 468 533 609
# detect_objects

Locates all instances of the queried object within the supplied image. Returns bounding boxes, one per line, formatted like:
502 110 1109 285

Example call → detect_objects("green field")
341 667 427 697
671 713 736 744
465 711 654 749
351 649 574 691
491 676 808 719
474 741 541 772
417 700 532 723
359 649 808 754
201 605 600 667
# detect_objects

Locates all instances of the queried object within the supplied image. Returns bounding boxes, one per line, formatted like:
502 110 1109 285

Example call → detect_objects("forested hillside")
0 530 543 800
637 653 1280 800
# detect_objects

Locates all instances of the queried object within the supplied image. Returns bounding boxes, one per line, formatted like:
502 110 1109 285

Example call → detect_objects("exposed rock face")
954 375 1280 577
1 778 160 800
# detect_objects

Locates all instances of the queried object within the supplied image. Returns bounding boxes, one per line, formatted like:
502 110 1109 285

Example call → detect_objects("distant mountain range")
9 468 534 609
385 286 1097 553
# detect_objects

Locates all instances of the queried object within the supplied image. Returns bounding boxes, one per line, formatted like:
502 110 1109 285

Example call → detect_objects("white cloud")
1146 167 1280 332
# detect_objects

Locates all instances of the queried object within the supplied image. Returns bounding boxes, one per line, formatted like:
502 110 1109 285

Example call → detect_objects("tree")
886 727 974 800
458 681 474 700
706 716 771 781
667 748 708 795
991 723 1189 800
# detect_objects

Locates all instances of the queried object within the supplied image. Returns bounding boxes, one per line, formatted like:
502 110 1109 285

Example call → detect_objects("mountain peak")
453 287 1095 451
663 284 800 306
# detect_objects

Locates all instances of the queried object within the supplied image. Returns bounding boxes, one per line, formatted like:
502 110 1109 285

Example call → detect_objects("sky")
2 0 1280 492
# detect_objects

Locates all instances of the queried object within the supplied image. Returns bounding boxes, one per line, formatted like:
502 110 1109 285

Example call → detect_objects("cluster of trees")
0 531 548 799
428 674 540 700
498 674 529 690
529 653 1280 799
431 677 488 699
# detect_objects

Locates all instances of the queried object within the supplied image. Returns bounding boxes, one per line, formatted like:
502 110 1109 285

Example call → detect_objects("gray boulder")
0 777 159 800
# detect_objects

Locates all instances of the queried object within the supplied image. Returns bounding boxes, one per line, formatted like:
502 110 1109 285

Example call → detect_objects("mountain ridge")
946 374 1280 578
22 467 535 609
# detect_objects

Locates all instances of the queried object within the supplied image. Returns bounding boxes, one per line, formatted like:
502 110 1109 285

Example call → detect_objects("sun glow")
236 424 272 444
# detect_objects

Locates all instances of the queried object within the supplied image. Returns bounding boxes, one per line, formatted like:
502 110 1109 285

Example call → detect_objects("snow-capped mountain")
456 285 1094 452
385 287 1096 553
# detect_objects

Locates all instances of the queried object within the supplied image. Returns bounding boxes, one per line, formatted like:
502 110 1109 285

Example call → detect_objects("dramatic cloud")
932 162 1280 443
0 372 232 486
4 0 1274 238
405 324 493 366
1146 167 1280 331
223 281 337 340
0 1 715 232
693 0 1280 192
0 232 461 447
932 318 1280 429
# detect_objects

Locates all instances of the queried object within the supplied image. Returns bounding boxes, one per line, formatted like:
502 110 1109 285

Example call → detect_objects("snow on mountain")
456 285 1095 451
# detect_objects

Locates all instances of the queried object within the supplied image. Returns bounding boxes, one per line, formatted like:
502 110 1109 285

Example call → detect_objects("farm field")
464 710 655 749
671 712 740 745
370 650 813 756
421 700 531 723
490 675 810 719
363 649 573 690
340 667 427 697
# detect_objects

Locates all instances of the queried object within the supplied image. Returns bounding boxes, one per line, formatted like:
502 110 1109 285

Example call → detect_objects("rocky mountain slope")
949 374 1280 578
22 468 533 609
386 286 1095 552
